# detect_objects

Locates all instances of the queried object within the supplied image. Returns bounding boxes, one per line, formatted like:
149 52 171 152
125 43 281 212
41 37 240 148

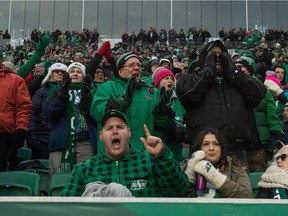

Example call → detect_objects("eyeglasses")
276 154 288 161
95 70 105 75
122 63 142 68
53 70 65 74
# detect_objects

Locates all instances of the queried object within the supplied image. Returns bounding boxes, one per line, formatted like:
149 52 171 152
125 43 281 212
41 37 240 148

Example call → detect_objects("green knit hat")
235 56 256 75
238 50 255 60
116 52 140 72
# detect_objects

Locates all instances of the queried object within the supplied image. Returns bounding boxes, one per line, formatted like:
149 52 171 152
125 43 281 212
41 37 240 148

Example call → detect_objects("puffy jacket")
176 71 266 146
0 67 32 134
27 82 60 148
251 90 284 149
43 90 98 153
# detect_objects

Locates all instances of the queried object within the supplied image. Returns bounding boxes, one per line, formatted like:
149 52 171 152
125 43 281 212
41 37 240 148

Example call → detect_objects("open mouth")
112 138 120 147
167 84 173 88
133 72 140 77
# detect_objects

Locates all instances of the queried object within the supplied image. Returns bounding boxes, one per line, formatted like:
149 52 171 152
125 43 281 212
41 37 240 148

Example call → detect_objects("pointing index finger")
143 124 151 137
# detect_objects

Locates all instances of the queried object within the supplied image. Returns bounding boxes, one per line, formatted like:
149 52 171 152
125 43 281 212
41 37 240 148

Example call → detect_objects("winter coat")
164 91 185 162
91 77 173 152
251 90 284 149
187 156 252 198
0 67 32 134
27 82 60 157
176 71 266 147
43 90 98 153
61 146 190 197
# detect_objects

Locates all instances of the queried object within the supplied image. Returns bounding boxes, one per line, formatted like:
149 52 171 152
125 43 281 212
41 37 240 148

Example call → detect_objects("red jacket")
0 66 32 134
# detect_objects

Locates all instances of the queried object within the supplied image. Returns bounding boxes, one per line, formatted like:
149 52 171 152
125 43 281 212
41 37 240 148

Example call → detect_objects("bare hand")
140 124 164 157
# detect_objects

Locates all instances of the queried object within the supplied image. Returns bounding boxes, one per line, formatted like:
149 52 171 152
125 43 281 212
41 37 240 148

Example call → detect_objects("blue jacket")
28 85 52 147
43 90 98 153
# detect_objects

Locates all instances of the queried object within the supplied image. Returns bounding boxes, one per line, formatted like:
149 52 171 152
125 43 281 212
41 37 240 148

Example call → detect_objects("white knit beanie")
41 62 68 86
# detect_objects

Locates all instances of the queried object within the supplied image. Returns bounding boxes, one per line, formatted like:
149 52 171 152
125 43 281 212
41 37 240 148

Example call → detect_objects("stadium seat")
249 172 264 198
0 171 40 196
17 147 32 161
17 159 51 196
49 172 71 196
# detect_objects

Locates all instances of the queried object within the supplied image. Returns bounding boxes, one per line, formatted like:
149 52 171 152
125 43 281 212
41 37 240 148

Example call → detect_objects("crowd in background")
1 25 288 198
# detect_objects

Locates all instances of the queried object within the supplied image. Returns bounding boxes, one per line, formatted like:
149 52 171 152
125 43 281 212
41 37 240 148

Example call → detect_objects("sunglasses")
276 154 288 161
53 70 65 74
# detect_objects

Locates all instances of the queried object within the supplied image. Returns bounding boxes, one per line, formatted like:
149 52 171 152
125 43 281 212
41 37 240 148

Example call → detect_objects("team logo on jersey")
130 180 147 190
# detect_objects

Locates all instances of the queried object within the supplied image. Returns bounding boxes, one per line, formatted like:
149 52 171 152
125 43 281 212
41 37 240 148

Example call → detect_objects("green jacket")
17 50 43 79
61 146 190 197
254 90 284 147
91 77 172 152
164 91 185 162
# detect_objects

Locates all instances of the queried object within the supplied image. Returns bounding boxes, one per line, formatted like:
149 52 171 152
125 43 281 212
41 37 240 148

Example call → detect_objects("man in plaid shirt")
61 110 189 197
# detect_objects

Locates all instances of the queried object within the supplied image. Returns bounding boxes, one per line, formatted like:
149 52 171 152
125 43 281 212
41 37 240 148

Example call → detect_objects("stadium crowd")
1 25 288 198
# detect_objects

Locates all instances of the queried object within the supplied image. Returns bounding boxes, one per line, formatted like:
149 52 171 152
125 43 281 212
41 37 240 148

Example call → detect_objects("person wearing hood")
43 62 98 174
27 63 67 159
235 56 285 172
141 57 159 85
91 50 175 153
176 39 266 167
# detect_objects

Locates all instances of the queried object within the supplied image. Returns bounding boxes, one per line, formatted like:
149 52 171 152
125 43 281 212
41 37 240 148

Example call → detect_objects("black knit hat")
198 40 228 69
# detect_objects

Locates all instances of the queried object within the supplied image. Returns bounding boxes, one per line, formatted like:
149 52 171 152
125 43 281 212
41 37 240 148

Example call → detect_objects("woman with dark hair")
184 128 252 198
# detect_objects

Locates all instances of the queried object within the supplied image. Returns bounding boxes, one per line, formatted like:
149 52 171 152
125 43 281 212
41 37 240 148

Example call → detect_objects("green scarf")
47 82 60 98
60 82 83 172
273 188 287 199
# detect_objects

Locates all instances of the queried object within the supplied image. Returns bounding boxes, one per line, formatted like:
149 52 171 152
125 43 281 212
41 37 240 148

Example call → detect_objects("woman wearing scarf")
27 62 67 159
257 145 288 199
43 62 98 174
184 128 252 198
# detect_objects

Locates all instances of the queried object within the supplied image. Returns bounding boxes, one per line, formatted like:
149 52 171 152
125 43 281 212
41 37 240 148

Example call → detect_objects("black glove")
117 75 137 108
273 132 286 150
29 140 40 152
152 87 175 129
81 74 92 102
255 62 267 82
277 92 288 105
219 52 236 80
204 51 217 70
59 72 71 99
11 129 27 149
153 87 173 115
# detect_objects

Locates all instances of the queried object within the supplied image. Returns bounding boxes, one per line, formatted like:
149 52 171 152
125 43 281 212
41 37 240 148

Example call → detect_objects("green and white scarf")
258 164 288 199
60 82 83 172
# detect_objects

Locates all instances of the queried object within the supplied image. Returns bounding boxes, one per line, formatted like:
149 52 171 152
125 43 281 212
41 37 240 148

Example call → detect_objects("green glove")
41 61 53 78
36 35 50 54
117 75 137 108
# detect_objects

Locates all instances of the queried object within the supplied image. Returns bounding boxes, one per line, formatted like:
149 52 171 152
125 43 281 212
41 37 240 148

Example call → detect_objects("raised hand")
140 124 164 157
